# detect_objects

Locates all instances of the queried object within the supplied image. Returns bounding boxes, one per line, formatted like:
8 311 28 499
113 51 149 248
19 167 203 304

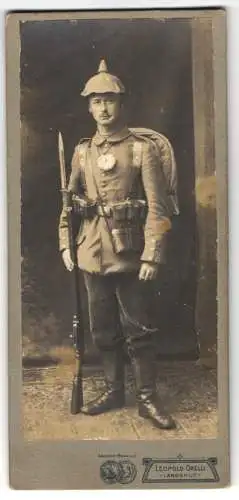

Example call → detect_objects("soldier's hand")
139 262 158 281
62 249 74 272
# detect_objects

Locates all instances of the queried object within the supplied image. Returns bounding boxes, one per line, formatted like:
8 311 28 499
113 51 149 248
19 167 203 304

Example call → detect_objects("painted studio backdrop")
20 18 216 366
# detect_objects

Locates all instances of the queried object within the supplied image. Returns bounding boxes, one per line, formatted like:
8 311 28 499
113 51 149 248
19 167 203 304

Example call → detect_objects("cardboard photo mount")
6 9 229 489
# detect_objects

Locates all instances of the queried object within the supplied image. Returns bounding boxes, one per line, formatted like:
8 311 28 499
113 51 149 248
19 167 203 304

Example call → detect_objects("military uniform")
59 127 171 273
59 61 176 429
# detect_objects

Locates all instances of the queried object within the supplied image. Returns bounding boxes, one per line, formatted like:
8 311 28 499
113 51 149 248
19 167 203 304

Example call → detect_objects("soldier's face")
88 94 122 126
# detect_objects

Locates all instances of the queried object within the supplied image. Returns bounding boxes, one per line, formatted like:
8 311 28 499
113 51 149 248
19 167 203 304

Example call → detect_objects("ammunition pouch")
71 196 147 253
72 196 147 222
110 199 147 222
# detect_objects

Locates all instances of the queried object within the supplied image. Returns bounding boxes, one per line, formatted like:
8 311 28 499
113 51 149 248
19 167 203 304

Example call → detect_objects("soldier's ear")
88 98 93 114
119 95 126 110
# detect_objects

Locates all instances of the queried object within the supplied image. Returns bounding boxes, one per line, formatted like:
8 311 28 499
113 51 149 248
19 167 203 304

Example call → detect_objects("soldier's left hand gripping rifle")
58 132 84 414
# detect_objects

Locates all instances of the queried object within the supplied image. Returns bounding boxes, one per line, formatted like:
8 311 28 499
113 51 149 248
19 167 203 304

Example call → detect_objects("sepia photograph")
7 9 228 489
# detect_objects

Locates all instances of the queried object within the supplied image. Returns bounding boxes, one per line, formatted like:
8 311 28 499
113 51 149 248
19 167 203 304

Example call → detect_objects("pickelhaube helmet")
81 59 125 97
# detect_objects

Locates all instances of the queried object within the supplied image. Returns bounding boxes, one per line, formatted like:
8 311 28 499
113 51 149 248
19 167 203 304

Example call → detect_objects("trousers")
83 271 159 355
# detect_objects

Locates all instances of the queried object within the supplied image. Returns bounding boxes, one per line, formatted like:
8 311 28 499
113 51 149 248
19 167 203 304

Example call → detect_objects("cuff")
141 238 162 264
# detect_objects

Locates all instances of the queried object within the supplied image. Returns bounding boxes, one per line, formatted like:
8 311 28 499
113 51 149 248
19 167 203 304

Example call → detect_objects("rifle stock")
68 200 84 414
59 133 84 414
70 314 84 414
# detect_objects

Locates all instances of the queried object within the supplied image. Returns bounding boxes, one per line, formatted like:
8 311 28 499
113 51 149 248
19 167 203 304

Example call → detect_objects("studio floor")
22 352 218 441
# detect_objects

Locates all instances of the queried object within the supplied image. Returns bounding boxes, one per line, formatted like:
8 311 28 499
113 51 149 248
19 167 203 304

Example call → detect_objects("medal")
97 153 116 171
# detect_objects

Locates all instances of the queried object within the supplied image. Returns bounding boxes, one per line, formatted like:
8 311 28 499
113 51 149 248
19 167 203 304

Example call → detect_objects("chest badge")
97 153 116 172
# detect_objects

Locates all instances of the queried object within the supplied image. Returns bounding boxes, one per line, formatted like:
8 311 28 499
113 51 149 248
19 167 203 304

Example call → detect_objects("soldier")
59 60 176 429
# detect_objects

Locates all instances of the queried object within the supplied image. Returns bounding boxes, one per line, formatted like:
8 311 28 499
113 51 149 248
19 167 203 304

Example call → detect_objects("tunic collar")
92 126 131 146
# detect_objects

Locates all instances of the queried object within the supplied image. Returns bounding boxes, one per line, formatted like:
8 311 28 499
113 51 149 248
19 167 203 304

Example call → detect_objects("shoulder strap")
76 139 90 169
132 140 143 168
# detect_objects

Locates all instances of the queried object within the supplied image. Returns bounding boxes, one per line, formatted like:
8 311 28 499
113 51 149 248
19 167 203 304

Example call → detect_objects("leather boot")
132 353 176 430
81 350 125 416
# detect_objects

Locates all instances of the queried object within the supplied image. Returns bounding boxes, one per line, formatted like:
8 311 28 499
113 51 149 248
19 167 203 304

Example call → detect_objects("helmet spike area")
98 59 108 73
81 60 125 97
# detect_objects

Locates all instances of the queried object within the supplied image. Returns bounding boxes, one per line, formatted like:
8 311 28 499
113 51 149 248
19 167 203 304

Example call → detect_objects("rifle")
58 131 84 414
